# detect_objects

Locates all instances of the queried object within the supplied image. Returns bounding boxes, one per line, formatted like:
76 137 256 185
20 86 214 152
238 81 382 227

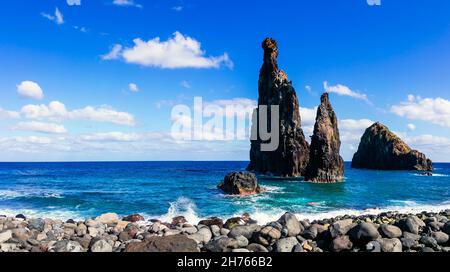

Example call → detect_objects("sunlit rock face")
248 38 310 177
351 122 433 171
305 93 344 183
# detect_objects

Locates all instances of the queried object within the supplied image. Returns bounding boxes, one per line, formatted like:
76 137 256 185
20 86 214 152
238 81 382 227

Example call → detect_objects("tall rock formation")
305 93 344 183
351 122 433 171
247 38 310 177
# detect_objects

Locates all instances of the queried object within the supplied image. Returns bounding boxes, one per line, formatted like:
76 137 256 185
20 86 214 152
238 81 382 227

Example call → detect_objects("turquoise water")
0 162 449 223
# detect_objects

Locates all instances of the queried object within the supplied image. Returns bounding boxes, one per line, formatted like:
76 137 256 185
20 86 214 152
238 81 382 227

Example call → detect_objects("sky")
0 0 450 162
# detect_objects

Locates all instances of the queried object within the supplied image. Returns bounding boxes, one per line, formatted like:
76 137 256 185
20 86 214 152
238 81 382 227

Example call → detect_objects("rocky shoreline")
1 209 450 252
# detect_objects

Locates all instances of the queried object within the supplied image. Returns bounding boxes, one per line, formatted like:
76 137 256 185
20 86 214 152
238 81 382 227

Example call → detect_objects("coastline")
1 209 450 252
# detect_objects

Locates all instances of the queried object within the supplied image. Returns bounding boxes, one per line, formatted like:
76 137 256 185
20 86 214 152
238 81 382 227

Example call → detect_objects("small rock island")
305 93 345 182
352 122 433 171
218 172 263 196
247 38 310 177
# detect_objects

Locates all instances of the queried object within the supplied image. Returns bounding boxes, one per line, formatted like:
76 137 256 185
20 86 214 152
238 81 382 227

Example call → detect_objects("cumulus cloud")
391 95 450 128
339 119 374 142
41 7 64 25
112 0 142 8
12 121 67 134
17 81 44 100
103 32 233 69
20 101 136 126
0 108 20 119
323 82 370 103
396 133 450 162
172 6 183 11
128 83 139 92
67 0 81 6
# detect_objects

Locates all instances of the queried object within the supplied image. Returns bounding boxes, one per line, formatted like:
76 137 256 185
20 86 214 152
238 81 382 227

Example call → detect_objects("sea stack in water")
218 172 262 196
305 93 344 183
352 122 433 171
247 38 310 177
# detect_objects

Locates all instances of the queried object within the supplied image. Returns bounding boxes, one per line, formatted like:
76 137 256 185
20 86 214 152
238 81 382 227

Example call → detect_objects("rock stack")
305 93 344 183
352 122 433 171
247 38 310 177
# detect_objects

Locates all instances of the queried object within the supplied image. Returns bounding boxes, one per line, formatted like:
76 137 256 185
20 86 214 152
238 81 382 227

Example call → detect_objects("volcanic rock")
218 172 262 195
247 38 310 177
124 235 199 252
305 93 344 183
351 122 433 170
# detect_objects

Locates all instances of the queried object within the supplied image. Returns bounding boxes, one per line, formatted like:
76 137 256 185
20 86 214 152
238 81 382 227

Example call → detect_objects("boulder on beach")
124 235 199 252
247 37 310 177
218 172 263 195
122 214 144 222
351 122 433 171
305 93 344 183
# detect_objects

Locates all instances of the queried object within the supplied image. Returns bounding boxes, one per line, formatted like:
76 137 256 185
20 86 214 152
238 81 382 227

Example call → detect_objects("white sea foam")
0 190 23 199
413 173 449 177
159 196 201 224
0 190 63 200
215 201 450 225
0 208 84 221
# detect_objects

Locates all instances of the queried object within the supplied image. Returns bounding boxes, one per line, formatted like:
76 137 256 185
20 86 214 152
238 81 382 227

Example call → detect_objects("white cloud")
13 136 53 144
80 132 142 142
300 107 317 127
41 7 64 25
339 119 374 142
181 80 191 89
20 101 136 126
0 108 20 119
172 6 183 11
104 32 234 69
17 81 44 100
15 136 53 145
73 26 88 33
323 82 370 103
12 121 67 134
101 44 123 60
391 95 450 128
112 0 142 8
407 123 416 131
128 83 139 92
203 98 256 119
400 134 450 162
67 0 81 6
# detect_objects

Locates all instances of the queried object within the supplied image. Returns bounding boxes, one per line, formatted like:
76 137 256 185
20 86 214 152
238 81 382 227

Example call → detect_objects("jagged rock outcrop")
247 38 310 177
305 93 344 183
351 122 433 171
218 172 263 196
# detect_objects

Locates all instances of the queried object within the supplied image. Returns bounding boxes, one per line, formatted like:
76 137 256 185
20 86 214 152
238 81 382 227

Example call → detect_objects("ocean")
0 161 449 224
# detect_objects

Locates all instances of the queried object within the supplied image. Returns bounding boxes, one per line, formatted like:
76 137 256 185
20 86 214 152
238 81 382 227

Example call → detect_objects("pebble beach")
1 209 450 253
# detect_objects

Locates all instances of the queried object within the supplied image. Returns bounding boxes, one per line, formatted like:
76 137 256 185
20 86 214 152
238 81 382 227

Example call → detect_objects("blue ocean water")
0 161 449 223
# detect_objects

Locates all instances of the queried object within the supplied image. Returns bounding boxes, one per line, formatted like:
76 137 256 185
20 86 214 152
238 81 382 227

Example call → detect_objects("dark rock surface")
124 235 199 252
305 93 344 183
352 122 433 171
247 38 310 177
122 214 144 222
218 172 262 195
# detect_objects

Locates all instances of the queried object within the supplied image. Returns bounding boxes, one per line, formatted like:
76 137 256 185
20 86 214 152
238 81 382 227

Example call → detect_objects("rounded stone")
379 224 402 238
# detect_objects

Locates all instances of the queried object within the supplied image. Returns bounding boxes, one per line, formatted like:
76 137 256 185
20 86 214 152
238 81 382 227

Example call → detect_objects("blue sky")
1 0 450 162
